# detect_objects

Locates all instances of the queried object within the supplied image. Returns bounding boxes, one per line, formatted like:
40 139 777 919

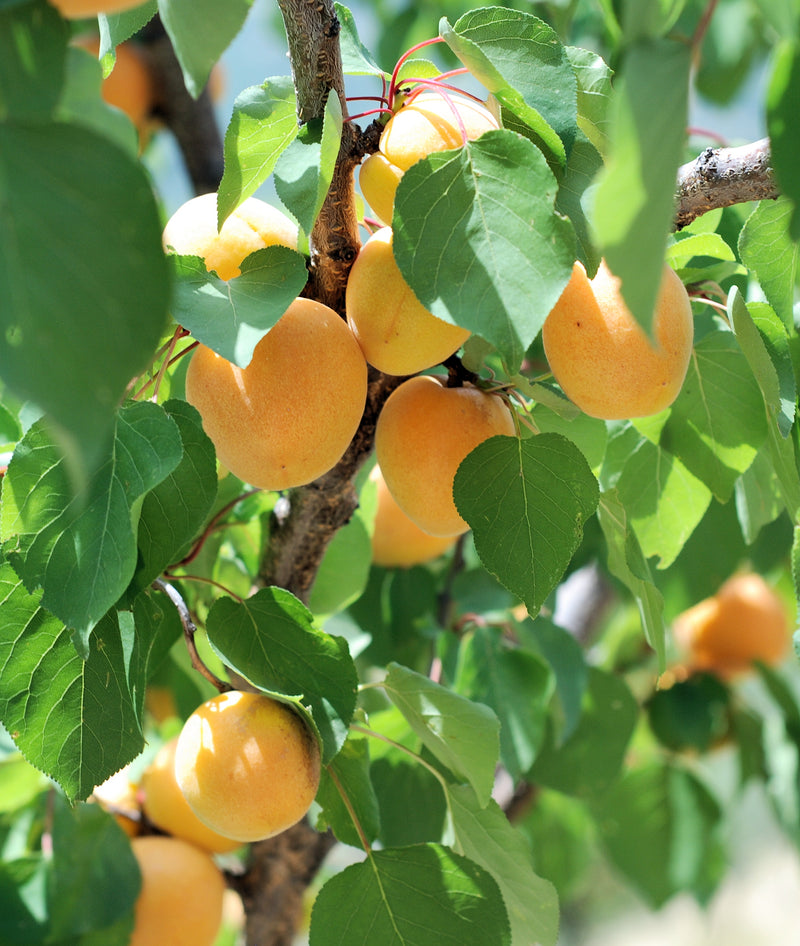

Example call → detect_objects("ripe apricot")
51 0 144 17
346 226 470 375
162 193 299 281
141 738 241 854
359 90 499 225
375 375 516 536
174 691 321 843
673 572 790 679
184 297 367 490
541 260 693 419
73 37 155 136
370 465 456 567
130 836 225 946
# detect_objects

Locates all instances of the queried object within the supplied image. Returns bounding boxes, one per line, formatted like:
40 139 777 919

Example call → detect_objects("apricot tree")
2 1 800 945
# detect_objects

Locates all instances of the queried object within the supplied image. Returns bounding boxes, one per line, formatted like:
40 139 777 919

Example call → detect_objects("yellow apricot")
673 572 790 679
73 37 155 136
346 227 470 376
184 297 367 490
130 836 225 946
174 691 321 843
51 0 143 17
141 738 241 854
375 375 516 536
162 192 298 281
541 260 693 420
359 152 404 226
370 465 456 567
91 766 140 838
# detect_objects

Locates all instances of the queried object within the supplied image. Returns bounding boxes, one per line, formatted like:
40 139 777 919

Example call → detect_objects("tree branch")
674 137 779 230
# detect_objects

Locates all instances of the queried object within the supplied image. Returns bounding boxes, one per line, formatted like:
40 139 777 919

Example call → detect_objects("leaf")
0 122 170 478
0 1 67 119
659 329 768 502
392 130 576 372
738 197 800 328
334 2 385 76
454 434 599 618
531 667 638 798
446 784 559 946
647 673 730 753
126 399 217 599
205 587 358 762
767 40 800 242
371 755 448 847
554 133 603 273
593 761 724 907
592 39 690 334
309 844 511 946
383 663 500 807
218 78 299 226
0 567 143 801
98 2 158 54
615 438 712 569
566 45 613 155
169 249 309 368
275 90 343 237
443 7 578 163
158 0 253 96
597 489 666 666
454 625 554 779
0 401 182 650
0 856 48 945
308 512 372 617
316 736 380 849
666 232 737 268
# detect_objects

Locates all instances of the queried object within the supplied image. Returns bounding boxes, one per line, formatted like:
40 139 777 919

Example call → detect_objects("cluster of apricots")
92 689 320 946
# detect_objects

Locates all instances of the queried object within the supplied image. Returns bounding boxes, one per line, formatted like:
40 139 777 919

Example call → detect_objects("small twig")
172 488 262 568
690 0 720 70
436 534 467 628
154 577 233 693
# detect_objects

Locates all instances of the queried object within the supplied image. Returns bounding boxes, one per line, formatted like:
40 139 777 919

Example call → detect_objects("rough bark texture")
674 137 779 230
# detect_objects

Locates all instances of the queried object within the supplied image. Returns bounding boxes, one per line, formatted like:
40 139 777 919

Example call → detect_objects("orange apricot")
346 226 470 375
541 260 693 419
375 375 516 537
358 152 403 226
51 0 144 17
162 193 298 281
673 572 791 679
184 297 367 490
130 836 225 946
141 738 241 854
370 465 456 567
73 37 155 135
174 691 321 843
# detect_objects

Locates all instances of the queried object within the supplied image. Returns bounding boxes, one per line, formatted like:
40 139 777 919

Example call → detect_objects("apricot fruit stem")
173 489 261 569
443 353 480 388
389 36 445 105
326 763 372 854
154 578 233 694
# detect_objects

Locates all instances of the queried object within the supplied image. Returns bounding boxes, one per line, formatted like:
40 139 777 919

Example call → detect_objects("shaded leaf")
316 736 380 849
767 40 800 242
371 754 448 847
566 45 613 155
0 1 66 119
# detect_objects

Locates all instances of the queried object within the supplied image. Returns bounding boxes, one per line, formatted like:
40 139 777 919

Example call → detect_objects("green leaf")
531 667 638 798
316 736 380 848
0 568 143 800
126 400 217 599
647 673 730 753
0 856 48 945
0 122 170 477
566 45 613 156
371 754 448 847
597 489 666 666
218 78 299 226
98 2 158 53
392 130 576 371
554 132 603 273
454 434 599 617
0 1 67 119
446 784 559 946
169 249 309 368
444 7 578 162
0 401 182 649
659 329 768 502
666 232 737 268
739 197 800 328
309 512 372 617
309 844 511 946
334 2 385 77
275 90 342 237
383 663 500 807
616 438 712 569
735 446 786 543
593 761 724 907
128 587 184 717
0 754 47 813
158 0 253 96
454 625 554 779
592 39 690 334
48 795 140 940
767 40 800 242
205 587 358 762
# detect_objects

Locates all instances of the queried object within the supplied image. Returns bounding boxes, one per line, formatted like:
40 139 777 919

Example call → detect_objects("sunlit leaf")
739 197 800 328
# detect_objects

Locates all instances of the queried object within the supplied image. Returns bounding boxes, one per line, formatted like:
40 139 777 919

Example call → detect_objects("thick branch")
674 137 778 230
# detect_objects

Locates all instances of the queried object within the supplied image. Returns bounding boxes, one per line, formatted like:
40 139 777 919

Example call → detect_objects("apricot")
673 572 791 679
162 192 299 281
130 836 225 946
346 226 470 375
73 37 155 136
141 737 241 854
91 766 140 838
51 0 144 17
184 297 367 490
370 465 456 567
174 690 321 843
359 90 499 225
375 375 516 536
541 260 693 419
